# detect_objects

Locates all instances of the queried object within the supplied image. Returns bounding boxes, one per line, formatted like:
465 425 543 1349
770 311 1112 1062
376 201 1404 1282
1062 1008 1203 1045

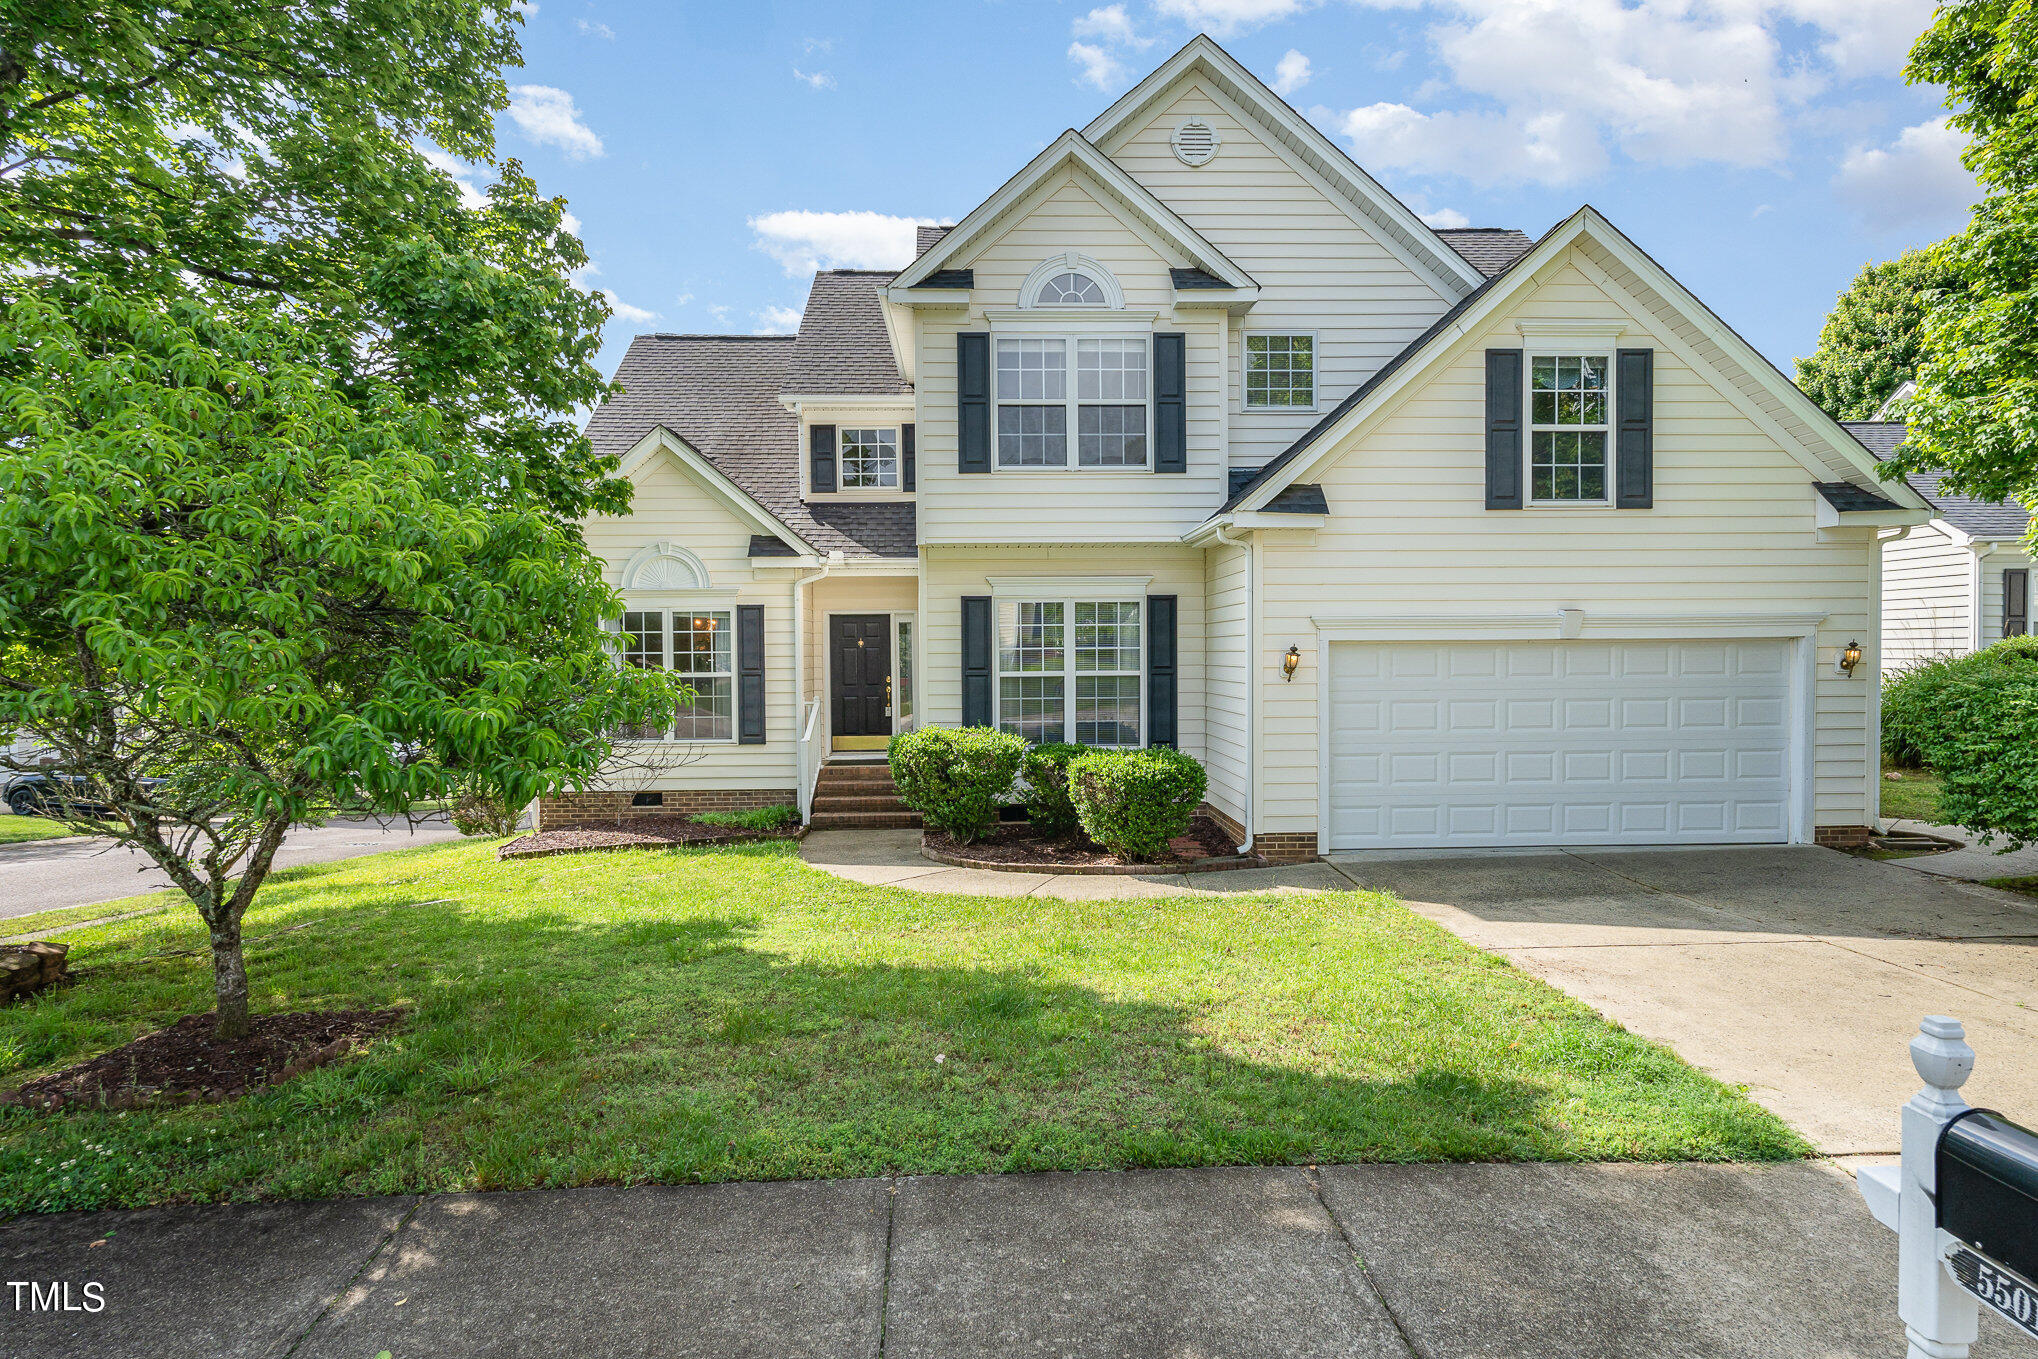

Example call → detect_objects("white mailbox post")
1859 1016 2038 1358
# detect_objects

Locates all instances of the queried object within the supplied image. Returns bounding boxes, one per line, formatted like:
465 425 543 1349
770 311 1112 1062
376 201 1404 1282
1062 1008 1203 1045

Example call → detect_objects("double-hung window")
839 427 898 489
1244 334 1314 409
1529 355 1610 503
616 609 734 741
995 337 1149 468
996 598 1142 746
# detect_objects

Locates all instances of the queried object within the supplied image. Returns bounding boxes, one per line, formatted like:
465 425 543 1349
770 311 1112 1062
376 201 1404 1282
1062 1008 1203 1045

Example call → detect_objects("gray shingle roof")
1815 482 1901 512
915 225 951 258
783 271 910 395
585 333 915 559
1435 228 1533 278
1171 267 1229 289
1841 420 2033 538
914 268 974 289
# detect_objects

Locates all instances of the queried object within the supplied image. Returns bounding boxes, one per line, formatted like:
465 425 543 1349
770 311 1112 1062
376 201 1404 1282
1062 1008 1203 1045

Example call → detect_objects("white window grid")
839 427 898 489
995 598 1142 748
614 609 734 742
996 337 1149 469
1036 271 1106 305
1245 333 1314 410
1529 354 1610 503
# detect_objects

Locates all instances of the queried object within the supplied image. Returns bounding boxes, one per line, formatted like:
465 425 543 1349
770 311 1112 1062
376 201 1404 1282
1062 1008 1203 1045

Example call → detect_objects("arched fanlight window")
1036 271 1106 306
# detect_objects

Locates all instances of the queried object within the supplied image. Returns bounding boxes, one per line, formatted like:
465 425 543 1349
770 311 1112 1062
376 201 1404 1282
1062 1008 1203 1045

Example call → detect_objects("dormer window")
1037 271 1106 306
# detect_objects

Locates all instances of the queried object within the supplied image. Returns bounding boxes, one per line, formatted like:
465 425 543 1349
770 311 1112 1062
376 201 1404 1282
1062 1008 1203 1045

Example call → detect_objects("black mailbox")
1938 1109 2038 1283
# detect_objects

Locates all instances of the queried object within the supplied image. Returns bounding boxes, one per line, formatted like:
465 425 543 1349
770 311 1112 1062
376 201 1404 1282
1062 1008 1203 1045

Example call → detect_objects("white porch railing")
796 697 823 823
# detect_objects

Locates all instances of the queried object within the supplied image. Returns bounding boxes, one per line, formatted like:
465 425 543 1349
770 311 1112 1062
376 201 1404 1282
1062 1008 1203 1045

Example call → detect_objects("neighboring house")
1855 420 2034 670
545 35 1932 856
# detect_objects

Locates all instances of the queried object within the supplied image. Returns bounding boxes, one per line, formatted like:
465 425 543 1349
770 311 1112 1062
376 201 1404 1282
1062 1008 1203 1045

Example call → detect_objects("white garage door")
1327 639 1793 850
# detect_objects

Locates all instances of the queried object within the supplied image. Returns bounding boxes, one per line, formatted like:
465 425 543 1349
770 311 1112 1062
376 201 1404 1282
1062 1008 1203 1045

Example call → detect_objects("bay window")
616 608 734 741
995 336 1149 468
996 598 1142 746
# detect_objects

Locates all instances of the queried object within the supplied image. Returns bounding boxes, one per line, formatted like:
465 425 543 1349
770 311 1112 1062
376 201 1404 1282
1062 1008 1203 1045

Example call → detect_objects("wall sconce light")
1838 640 1864 676
1283 645 1301 682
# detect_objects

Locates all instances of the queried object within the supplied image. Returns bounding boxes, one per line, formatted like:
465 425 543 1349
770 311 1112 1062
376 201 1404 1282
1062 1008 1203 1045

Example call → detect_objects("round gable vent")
1171 118 1221 167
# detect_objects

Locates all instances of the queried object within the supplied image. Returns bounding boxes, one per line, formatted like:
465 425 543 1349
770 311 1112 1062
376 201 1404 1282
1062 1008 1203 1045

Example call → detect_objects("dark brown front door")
831 615 892 739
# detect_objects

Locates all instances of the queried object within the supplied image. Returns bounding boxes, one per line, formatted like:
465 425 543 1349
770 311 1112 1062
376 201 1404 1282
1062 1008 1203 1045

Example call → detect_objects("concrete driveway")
1328 845 2038 1155
0 814 467 920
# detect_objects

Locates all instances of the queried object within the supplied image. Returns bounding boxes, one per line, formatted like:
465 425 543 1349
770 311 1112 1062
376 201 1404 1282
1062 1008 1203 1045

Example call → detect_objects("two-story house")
544 35 1932 859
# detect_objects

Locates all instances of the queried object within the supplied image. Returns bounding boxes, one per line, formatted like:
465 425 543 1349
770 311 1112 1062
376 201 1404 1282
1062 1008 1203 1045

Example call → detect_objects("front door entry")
831 614 892 747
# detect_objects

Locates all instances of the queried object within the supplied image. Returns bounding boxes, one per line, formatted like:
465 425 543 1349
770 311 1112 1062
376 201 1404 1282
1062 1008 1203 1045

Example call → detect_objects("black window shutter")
902 422 916 492
1484 349 1523 509
1615 348 1654 509
2006 569 2030 638
736 605 766 744
810 424 836 494
958 333 991 473
1147 594 1177 748
1154 333 1187 474
962 596 993 726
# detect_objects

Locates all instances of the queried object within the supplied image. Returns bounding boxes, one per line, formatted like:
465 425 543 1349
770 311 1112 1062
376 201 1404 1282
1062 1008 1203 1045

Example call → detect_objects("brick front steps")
809 761 920 830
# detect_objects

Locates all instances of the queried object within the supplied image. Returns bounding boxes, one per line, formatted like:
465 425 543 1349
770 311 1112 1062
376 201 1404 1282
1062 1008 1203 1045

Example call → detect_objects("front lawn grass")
1880 762 1946 823
0 814 103 845
0 840 1806 1214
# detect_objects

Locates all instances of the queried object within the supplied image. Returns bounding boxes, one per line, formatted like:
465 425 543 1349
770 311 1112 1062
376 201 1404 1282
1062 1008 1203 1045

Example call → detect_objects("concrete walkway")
6 1161 2035 1358
1888 817 2038 882
1332 845 2038 1156
801 827 1350 899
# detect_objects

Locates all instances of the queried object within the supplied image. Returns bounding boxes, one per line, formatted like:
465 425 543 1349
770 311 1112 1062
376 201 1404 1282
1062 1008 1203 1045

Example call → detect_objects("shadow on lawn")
0 848 1804 1211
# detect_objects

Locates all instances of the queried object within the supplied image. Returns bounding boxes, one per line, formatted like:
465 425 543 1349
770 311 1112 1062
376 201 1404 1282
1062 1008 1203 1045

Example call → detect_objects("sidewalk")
1888 817 2038 883
6 1161 2036 1358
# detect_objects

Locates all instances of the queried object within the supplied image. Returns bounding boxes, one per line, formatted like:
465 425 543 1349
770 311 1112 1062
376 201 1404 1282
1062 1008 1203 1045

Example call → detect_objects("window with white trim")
996 598 1142 746
839 427 898 489
616 609 734 741
1244 334 1314 409
1035 271 1106 306
995 337 1148 469
1529 355 1610 503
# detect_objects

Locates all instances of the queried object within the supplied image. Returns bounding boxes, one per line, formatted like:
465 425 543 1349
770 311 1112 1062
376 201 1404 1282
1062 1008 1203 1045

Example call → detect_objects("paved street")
0 814 467 919
4 1160 2035 1358
1331 844 2038 1155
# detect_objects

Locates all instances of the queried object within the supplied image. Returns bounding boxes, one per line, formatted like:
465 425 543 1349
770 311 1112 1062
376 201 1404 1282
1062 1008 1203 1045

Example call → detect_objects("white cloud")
1751 202 1773 218
601 291 658 325
1420 206 1470 228
506 85 604 160
1068 41 1130 91
674 291 694 306
748 209 938 276
511 0 535 14
1073 5 1155 46
793 67 836 90
1833 117 1978 230
708 304 732 322
1273 49 1312 96
754 305 804 335
575 17 615 39
420 148 488 209
804 37 834 54
1152 0 1320 35
1770 0 1936 76
558 210 582 236
1327 100 1607 185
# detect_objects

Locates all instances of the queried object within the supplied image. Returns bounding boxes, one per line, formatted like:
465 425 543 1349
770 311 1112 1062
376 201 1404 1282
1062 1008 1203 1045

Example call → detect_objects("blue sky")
482 0 1975 385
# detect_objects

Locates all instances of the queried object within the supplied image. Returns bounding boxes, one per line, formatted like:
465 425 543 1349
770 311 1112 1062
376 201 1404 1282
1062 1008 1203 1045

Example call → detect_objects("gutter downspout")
792 550 842 822
1971 540 1998 653
1213 523 1255 852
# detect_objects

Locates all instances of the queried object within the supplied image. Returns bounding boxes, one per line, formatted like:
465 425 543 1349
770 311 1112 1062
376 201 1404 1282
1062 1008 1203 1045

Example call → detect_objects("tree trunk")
209 917 252 1040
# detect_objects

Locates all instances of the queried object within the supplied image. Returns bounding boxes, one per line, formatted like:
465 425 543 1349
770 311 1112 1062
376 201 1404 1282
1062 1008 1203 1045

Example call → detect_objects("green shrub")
1883 652 1971 767
450 792 520 839
693 804 798 832
887 726 1024 843
1890 636 2038 846
1019 742 1089 837
1068 747 1207 862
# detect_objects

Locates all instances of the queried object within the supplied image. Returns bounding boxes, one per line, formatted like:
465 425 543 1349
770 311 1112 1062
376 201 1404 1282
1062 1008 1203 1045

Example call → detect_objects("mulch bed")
497 816 802 861
924 814 1260 875
2 1008 403 1112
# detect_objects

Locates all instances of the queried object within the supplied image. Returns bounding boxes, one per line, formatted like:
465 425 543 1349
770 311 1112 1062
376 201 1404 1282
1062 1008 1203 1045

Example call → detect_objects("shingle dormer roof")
782 270 910 395
914 225 951 258
1434 228 1534 278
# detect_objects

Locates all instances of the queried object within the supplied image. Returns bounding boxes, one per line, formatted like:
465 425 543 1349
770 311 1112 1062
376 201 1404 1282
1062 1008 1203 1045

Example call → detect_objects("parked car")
3 771 162 819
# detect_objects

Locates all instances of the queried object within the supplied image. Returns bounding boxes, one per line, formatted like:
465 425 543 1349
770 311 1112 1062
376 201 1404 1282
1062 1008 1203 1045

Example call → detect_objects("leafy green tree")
0 5 665 1038
1896 1 2038 513
1796 249 1957 419
0 283 671 1038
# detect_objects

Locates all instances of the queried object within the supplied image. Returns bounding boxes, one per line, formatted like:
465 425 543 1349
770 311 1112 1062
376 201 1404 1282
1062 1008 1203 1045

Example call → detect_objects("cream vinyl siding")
1978 544 2037 647
1251 249 1877 839
1096 78 1456 471
803 575 919 746
1202 541 1250 830
1881 523 1974 669
913 170 1228 544
919 545 1206 766
581 454 798 789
